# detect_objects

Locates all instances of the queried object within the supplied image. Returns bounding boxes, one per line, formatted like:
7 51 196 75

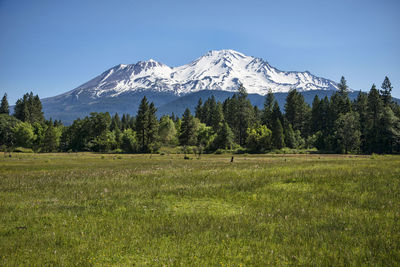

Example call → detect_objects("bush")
214 149 225 154
110 148 123 154
13 147 34 153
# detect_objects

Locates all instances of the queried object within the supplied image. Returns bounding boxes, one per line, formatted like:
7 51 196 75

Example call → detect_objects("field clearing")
1 153 400 266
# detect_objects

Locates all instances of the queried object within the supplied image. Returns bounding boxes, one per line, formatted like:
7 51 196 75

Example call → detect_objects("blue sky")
0 0 399 104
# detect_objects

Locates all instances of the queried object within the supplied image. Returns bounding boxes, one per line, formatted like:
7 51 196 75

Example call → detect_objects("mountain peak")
66 50 339 99
204 49 246 59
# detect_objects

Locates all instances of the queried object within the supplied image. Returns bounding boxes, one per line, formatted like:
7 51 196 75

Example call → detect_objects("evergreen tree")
212 121 234 150
353 91 368 152
253 106 261 126
338 76 349 96
335 112 361 154
0 114 20 148
380 76 392 106
284 89 310 136
203 95 217 126
271 101 283 126
136 96 149 151
13 92 44 124
121 114 128 130
236 84 254 146
272 118 284 149
110 113 121 131
210 102 224 132
366 84 384 153
179 108 197 146
42 121 59 152
310 95 321 134
0 93 9 115
261 91 275 127
379 106 400 153
195 98 203 121
284 123 295 149
147 102 158 146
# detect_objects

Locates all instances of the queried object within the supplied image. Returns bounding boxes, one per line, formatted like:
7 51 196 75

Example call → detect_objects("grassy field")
0 153 399 266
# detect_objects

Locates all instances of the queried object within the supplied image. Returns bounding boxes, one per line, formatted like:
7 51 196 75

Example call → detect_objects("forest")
1 76 399 154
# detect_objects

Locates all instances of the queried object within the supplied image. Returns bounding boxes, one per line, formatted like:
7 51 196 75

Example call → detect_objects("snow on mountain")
68 49 338 99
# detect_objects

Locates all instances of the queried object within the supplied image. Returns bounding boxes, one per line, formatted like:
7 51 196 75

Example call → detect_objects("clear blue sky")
1 0 399 104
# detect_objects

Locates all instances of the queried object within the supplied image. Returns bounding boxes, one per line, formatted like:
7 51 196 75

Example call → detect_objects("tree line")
1 76 399 154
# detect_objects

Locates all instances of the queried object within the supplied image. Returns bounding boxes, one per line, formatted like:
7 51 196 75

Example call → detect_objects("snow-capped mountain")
65 49 338 99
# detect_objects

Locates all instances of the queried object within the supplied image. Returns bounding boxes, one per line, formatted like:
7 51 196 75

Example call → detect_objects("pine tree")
284 123 296 149
136 96 149 151
335 112 361 154
271 101 283 126
147 102 158 146
380 76 393 106
310 95 321 134
272 118 284 149
262 91 275 127
42 120 58 152
210 102 224 132
379 106 400 153
179 108 197 146
213 121 234 149
236 84 254 146
195 98 203 121
366 84 384 153
353 91 368 152
13 92 44 124
110 113 121 131
0 93 9 115
338 76 349 96
284 89 310 136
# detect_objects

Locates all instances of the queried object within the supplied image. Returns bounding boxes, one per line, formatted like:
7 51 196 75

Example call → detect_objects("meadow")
0 153 399 266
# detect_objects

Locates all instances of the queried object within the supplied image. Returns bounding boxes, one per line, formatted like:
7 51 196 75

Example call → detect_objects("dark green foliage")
334 112 361 154
42 121 59 152
285 89 311 136
179 108 197 146
338 76 349 96
0 114 20 148
379 106 400 153
380 76 392 106
195 98 203 120
136 97 150 151
223 84 255 146
14 92 44 124
272 118 284 149
261 91 275 128
353 91 368 152
366 84 384 153
212 121 234 150
310 95 321 134
121 129 137 153
284 123 303 149
0 93 9 115
110 113 122 131
147 102 159 148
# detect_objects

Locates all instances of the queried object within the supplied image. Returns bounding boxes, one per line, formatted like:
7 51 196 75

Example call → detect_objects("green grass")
0 153 399 266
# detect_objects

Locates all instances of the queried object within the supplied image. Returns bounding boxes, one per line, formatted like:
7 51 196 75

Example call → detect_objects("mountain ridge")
59 49 339 100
